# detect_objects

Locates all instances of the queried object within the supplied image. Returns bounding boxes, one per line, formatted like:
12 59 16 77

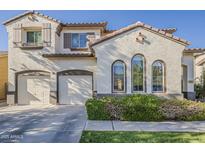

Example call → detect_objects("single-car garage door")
59 75 92 105
18 74 50 105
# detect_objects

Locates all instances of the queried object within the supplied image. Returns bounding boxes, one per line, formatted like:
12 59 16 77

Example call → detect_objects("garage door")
59 75 92 105
18 75 50 105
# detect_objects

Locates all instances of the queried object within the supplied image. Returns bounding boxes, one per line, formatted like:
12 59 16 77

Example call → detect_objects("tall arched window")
132 55 145 92
152 60 165 92
112 60 126 92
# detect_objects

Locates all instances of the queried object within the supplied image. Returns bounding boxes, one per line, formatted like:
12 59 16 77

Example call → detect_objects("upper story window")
27 31 42 44
64 32 95 50
13 23 51 48
71 33 87 48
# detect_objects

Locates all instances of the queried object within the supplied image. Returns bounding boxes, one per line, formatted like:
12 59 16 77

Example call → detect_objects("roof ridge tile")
91 21 190 46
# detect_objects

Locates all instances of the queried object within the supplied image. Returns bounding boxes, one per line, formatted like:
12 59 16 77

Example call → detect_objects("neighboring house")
193 49 205 84
3 11 201 105
0 52 8 100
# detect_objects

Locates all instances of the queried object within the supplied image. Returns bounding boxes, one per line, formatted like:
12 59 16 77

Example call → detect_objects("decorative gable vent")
28 14 38 22
136 32 146 44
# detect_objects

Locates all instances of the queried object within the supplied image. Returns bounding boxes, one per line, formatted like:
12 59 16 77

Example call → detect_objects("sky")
0 10 205 51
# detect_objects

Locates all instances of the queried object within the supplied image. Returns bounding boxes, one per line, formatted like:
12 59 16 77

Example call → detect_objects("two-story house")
3 11 201 105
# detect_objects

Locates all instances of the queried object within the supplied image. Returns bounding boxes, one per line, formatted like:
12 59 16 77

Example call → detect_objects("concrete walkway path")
85 120 205 132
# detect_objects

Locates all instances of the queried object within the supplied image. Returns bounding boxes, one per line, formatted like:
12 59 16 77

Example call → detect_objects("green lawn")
80 131 205 143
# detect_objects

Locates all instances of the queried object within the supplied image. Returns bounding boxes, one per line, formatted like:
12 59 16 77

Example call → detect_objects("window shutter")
13 24 22 47
43 23 51 47
63 33 71 49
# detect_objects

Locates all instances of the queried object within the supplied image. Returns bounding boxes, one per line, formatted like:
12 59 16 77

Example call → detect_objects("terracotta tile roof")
3 10 108 31
42 52 94 58
90 21 190 47
160 28 177 34
105 29 116 33
3 10 62 25
184 48 205 53
62 22 107 28
104 28 176 35
103 29 116 36
196 59 205 66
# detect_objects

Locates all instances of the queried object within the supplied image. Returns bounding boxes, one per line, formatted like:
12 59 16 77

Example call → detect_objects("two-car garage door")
17 71 93 105
58 75 93 105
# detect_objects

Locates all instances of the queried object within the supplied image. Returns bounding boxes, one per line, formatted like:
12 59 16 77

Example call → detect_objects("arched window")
132 55 145 92
152 61 165 92
112 60 126 92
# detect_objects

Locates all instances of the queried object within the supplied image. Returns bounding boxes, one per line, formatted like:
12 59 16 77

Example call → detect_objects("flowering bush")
86 94 205 121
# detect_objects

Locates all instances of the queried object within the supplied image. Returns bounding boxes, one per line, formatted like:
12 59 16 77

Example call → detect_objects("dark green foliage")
85 94 205 121
119 95 164 121
195 69 205 99
85 98 112 120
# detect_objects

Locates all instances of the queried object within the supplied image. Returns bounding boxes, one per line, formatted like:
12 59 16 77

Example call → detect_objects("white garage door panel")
18 75 50 105
59 75 92 105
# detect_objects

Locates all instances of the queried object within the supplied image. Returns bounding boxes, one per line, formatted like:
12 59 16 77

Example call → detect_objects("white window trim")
25 29 42 44
132 55 145 93
112 61 126 93
152 61 165 93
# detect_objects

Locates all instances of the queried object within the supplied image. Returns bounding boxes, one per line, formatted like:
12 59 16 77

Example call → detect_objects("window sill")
20 43 44 49
112 91 126 94
20 46 44 49
132 91 146 94
70 48 89 51
152 91 165 94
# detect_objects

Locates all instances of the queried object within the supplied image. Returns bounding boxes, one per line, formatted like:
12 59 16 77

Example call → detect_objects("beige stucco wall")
6 47 96 105
93 27 186 95
7 50 96 91
182 53 195 92
195 53 205 82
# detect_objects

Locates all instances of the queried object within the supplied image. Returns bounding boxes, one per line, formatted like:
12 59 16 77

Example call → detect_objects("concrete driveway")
0 104 87 143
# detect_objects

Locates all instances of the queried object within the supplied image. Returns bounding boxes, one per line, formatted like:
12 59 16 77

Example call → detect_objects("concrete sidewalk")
84 120 205 132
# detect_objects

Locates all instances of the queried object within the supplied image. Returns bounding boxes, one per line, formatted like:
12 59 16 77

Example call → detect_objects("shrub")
86 94 205 121
119 94 165 121
86 98 111 120
195 69 205 99
159 99 205 120
195 83 205 99
105 100 123 120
